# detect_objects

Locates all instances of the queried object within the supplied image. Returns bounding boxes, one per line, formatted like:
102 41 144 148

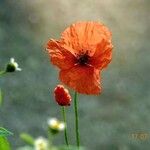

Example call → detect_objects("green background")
0 0 150 149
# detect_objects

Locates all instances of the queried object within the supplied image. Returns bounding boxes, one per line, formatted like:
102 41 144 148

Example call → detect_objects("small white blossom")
58 122 65 131
47 118 58 128
47 118 65 133
34 137 48 150
6 58 22 72
10 58 22 71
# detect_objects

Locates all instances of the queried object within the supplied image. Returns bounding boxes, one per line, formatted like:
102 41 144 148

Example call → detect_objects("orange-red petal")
59 65 101 95
61 21 111 56
90 39 113 69
46 39 76 70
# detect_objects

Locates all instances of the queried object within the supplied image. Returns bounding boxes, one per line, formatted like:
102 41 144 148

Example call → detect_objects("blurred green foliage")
0 0 150 150
0 88 2 106
0 127 13 137
0 137 11 150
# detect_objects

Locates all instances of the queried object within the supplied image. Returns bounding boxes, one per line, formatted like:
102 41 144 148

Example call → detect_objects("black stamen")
78 54 89 65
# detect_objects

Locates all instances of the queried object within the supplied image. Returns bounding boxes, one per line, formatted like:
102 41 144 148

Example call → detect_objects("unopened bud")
54 85 71 106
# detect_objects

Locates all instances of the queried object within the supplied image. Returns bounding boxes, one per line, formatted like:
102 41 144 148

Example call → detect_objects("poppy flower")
46 21 113 94
54 85 71 106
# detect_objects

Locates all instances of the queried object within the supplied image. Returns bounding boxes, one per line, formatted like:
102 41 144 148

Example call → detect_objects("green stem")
74 91 80 148
62 106 69 146
47 128 53 146
0 70 6 76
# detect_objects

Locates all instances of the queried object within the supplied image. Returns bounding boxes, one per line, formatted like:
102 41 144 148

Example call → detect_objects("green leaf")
0 127 13 137
0 137 11 150
20 133 34 146
0 89 3 106
0 71 6 76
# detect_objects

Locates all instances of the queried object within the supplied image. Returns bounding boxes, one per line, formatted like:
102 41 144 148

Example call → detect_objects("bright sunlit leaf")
0 137 11 150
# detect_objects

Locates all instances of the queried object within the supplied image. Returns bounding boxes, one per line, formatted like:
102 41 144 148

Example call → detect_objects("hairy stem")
74 91 80 148
62 106 69 146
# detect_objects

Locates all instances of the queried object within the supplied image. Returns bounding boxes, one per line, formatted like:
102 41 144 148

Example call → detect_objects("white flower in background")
34 137 48 150
10 58 22 71
48 118 58 128
6 58 22 72
58 122 65 131
47 118 65 134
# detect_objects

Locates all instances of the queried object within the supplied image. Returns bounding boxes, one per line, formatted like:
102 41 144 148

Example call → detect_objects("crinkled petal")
90 39 113 69
61 21 111 56
46 39 76 70
59 65 101 94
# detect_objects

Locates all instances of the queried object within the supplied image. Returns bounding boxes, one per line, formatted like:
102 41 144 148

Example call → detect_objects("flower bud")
54 85 71 106
6 58 22 72
47 118 65 134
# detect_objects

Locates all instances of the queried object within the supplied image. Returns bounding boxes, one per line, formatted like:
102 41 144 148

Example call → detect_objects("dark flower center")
78 54 89 65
